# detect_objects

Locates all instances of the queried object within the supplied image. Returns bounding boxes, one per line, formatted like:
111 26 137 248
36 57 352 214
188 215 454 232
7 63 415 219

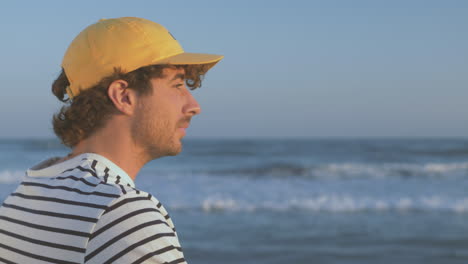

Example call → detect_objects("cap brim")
154 52 224 71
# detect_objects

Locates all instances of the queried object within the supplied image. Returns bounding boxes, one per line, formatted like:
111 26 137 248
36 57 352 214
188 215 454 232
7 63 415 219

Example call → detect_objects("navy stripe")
0 242 80 264
21 182 119 198
119 185 127 194
85 219 167 262
103 167 110 183
91 160 98 171
101 232 176 264
103 194 152 215
2 203 98 223
126 184 141 194
90 208 163 240
131 245 183 264
63 166 98 178
11 192 107 209
0 216 90 237
166 257 187 264
54 175 99 187
0 256 15 264
0 229 85 253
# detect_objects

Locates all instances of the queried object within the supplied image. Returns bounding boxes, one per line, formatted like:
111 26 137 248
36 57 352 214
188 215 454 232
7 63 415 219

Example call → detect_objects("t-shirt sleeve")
84 191 187 264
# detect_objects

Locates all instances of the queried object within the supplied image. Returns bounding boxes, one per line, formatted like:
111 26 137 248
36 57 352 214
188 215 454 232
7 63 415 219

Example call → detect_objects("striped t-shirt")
0 153 187 264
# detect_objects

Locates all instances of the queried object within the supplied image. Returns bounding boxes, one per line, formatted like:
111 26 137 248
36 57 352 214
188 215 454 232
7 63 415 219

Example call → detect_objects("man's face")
130 67 201 160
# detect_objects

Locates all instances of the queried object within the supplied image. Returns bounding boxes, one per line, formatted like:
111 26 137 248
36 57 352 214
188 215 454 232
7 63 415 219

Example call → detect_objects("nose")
185 91 201 116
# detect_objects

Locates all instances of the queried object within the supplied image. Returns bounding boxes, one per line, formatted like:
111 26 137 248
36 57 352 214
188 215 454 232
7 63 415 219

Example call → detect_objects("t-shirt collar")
26 153 135 188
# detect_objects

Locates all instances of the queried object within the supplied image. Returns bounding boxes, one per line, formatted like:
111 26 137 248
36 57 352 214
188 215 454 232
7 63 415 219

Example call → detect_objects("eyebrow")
170 73 185 82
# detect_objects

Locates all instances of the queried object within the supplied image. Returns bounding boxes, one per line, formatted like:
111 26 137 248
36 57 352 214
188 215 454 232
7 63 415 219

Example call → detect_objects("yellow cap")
62 17 224 98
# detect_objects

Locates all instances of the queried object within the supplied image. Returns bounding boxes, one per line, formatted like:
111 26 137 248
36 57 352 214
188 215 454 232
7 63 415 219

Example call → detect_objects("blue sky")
0 0 467 138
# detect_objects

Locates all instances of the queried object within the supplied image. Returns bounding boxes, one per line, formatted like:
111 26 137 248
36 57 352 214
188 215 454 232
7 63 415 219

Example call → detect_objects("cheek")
140 94 181 127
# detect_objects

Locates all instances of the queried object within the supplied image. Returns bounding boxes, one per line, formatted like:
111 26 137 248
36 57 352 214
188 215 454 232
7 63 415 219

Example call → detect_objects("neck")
63 119 148 180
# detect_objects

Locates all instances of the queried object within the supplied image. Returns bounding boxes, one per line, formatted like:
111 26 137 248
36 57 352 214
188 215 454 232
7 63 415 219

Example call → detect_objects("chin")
166 151 180 157
144 140 182 159
166 141 183 156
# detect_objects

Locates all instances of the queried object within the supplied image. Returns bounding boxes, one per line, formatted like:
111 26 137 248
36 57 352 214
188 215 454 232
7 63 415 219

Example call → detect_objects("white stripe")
0 217 87 245
0 232 83 261
0 246 53 264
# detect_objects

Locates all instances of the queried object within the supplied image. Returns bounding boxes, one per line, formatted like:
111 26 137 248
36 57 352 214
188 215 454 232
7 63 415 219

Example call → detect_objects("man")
0 17 223 263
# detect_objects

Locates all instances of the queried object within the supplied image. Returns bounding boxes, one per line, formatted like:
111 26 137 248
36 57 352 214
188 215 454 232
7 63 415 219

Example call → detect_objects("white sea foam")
169 195 468 214
453 198 468 213
202 197 239 212
0 170 24 184
312 162 468 179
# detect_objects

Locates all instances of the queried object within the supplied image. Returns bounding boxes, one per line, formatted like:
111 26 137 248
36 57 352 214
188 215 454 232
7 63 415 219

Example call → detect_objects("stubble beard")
131 102 182 162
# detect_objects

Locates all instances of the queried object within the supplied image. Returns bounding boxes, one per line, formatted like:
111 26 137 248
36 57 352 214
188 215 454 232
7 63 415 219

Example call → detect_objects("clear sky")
0 0 466 139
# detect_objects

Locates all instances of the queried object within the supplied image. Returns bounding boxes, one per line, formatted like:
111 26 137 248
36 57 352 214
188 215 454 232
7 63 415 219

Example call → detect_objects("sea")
0 138 467 264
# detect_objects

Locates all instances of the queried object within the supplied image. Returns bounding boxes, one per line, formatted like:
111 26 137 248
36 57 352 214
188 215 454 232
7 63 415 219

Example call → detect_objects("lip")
177 123 189 136
177 127 187 135
179 123 190 129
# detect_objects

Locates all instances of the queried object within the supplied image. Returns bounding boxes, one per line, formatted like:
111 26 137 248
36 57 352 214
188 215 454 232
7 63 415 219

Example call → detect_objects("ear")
107 80 138 115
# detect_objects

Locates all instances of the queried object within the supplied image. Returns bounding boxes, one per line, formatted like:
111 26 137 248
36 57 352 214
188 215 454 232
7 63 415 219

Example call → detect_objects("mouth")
177 125 188 136
177 122 190 136
178 123 190 129
177 128 186 138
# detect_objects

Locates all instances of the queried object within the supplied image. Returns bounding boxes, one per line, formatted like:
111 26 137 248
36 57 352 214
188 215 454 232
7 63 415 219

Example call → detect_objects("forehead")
161 67 186 81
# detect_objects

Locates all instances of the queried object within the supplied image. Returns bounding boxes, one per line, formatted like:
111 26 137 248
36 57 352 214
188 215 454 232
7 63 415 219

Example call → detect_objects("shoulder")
85 189 185 263
102 187 161 218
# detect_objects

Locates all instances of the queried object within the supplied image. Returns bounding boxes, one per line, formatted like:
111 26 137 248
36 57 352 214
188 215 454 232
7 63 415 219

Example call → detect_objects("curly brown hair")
52 64 211 148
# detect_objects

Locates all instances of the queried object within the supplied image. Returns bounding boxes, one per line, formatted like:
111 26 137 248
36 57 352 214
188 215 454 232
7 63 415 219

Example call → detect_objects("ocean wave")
0 139 65 151
315 162 468 179
410 149 468 157
0 170 25 184
200 161 468 179
168 195 468 214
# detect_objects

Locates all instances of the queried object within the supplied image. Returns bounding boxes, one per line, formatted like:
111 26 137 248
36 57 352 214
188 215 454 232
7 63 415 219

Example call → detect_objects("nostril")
192 107 201 115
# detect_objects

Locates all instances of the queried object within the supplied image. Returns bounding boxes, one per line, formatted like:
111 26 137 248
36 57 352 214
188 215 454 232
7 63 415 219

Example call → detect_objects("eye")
175 83 184 90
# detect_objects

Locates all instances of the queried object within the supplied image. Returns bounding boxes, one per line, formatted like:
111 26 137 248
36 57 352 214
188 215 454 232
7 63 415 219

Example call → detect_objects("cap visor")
155 52 223 69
